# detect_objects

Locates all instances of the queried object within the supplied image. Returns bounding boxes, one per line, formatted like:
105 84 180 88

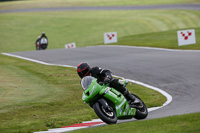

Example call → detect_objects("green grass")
0 54 166 133
1 10 200 52
0 0 199 10
109 27 200 49
72 112 200 133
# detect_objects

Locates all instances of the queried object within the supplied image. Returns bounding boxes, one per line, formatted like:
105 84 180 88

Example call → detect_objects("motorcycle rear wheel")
131 94 148 120
93 102 117 124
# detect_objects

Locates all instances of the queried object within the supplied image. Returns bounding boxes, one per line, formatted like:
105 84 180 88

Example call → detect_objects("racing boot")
124 91 143 108
123 88 140 104
110 78 141 105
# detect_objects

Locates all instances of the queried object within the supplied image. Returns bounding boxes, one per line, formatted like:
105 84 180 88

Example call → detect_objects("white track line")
1 52 76 68
114 75 172 112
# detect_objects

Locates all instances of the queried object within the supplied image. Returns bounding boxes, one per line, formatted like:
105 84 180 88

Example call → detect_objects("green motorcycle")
81 76 148 124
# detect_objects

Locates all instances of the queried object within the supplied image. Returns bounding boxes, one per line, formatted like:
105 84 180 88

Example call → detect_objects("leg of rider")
110 78 136 102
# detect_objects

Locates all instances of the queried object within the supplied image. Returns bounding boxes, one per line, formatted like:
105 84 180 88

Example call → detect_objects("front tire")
93 102 117 124
132 94 148 120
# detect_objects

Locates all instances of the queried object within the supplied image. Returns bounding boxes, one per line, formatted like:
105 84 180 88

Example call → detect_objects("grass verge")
71 112 200 133
0 10 200 52
0 54 166 133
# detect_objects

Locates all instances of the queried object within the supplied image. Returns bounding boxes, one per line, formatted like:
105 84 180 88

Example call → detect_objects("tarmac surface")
0 3 200 13
8 45 200 119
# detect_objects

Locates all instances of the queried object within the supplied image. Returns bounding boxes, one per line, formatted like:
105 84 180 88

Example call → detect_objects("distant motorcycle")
81 76 148 124
36 36 48 50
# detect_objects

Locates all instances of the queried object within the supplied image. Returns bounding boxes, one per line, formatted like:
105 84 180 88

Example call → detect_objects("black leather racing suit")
90 66 135 101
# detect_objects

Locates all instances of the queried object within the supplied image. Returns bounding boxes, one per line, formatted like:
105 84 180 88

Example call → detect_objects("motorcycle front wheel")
93 102 117 124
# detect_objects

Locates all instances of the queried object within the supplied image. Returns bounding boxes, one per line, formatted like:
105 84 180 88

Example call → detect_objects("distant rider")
35 32 48 50
77 63 140 104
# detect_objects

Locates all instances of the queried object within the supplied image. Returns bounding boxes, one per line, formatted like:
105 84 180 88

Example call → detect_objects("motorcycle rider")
35 32 48 50
40 32 48 50
77 63 140 104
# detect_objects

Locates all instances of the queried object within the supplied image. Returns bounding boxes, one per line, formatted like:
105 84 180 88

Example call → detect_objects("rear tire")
132 94 148 120
93 102 117 124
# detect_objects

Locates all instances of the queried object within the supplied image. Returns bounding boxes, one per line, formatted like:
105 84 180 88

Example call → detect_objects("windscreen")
81 76 95 91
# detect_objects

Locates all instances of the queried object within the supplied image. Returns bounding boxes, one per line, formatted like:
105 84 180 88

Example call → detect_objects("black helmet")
77 63 91 78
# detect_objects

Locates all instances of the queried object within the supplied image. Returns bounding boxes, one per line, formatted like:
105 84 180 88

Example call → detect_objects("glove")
104 75 112 84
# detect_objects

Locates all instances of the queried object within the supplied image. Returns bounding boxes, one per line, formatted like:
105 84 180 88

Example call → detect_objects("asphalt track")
4 45 200 120
0 3 200 13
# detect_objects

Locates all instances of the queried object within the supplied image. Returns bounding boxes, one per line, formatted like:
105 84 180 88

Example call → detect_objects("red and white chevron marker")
34 119 104 133
177 29 196 46
65 42 76 49
104 32 117 44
